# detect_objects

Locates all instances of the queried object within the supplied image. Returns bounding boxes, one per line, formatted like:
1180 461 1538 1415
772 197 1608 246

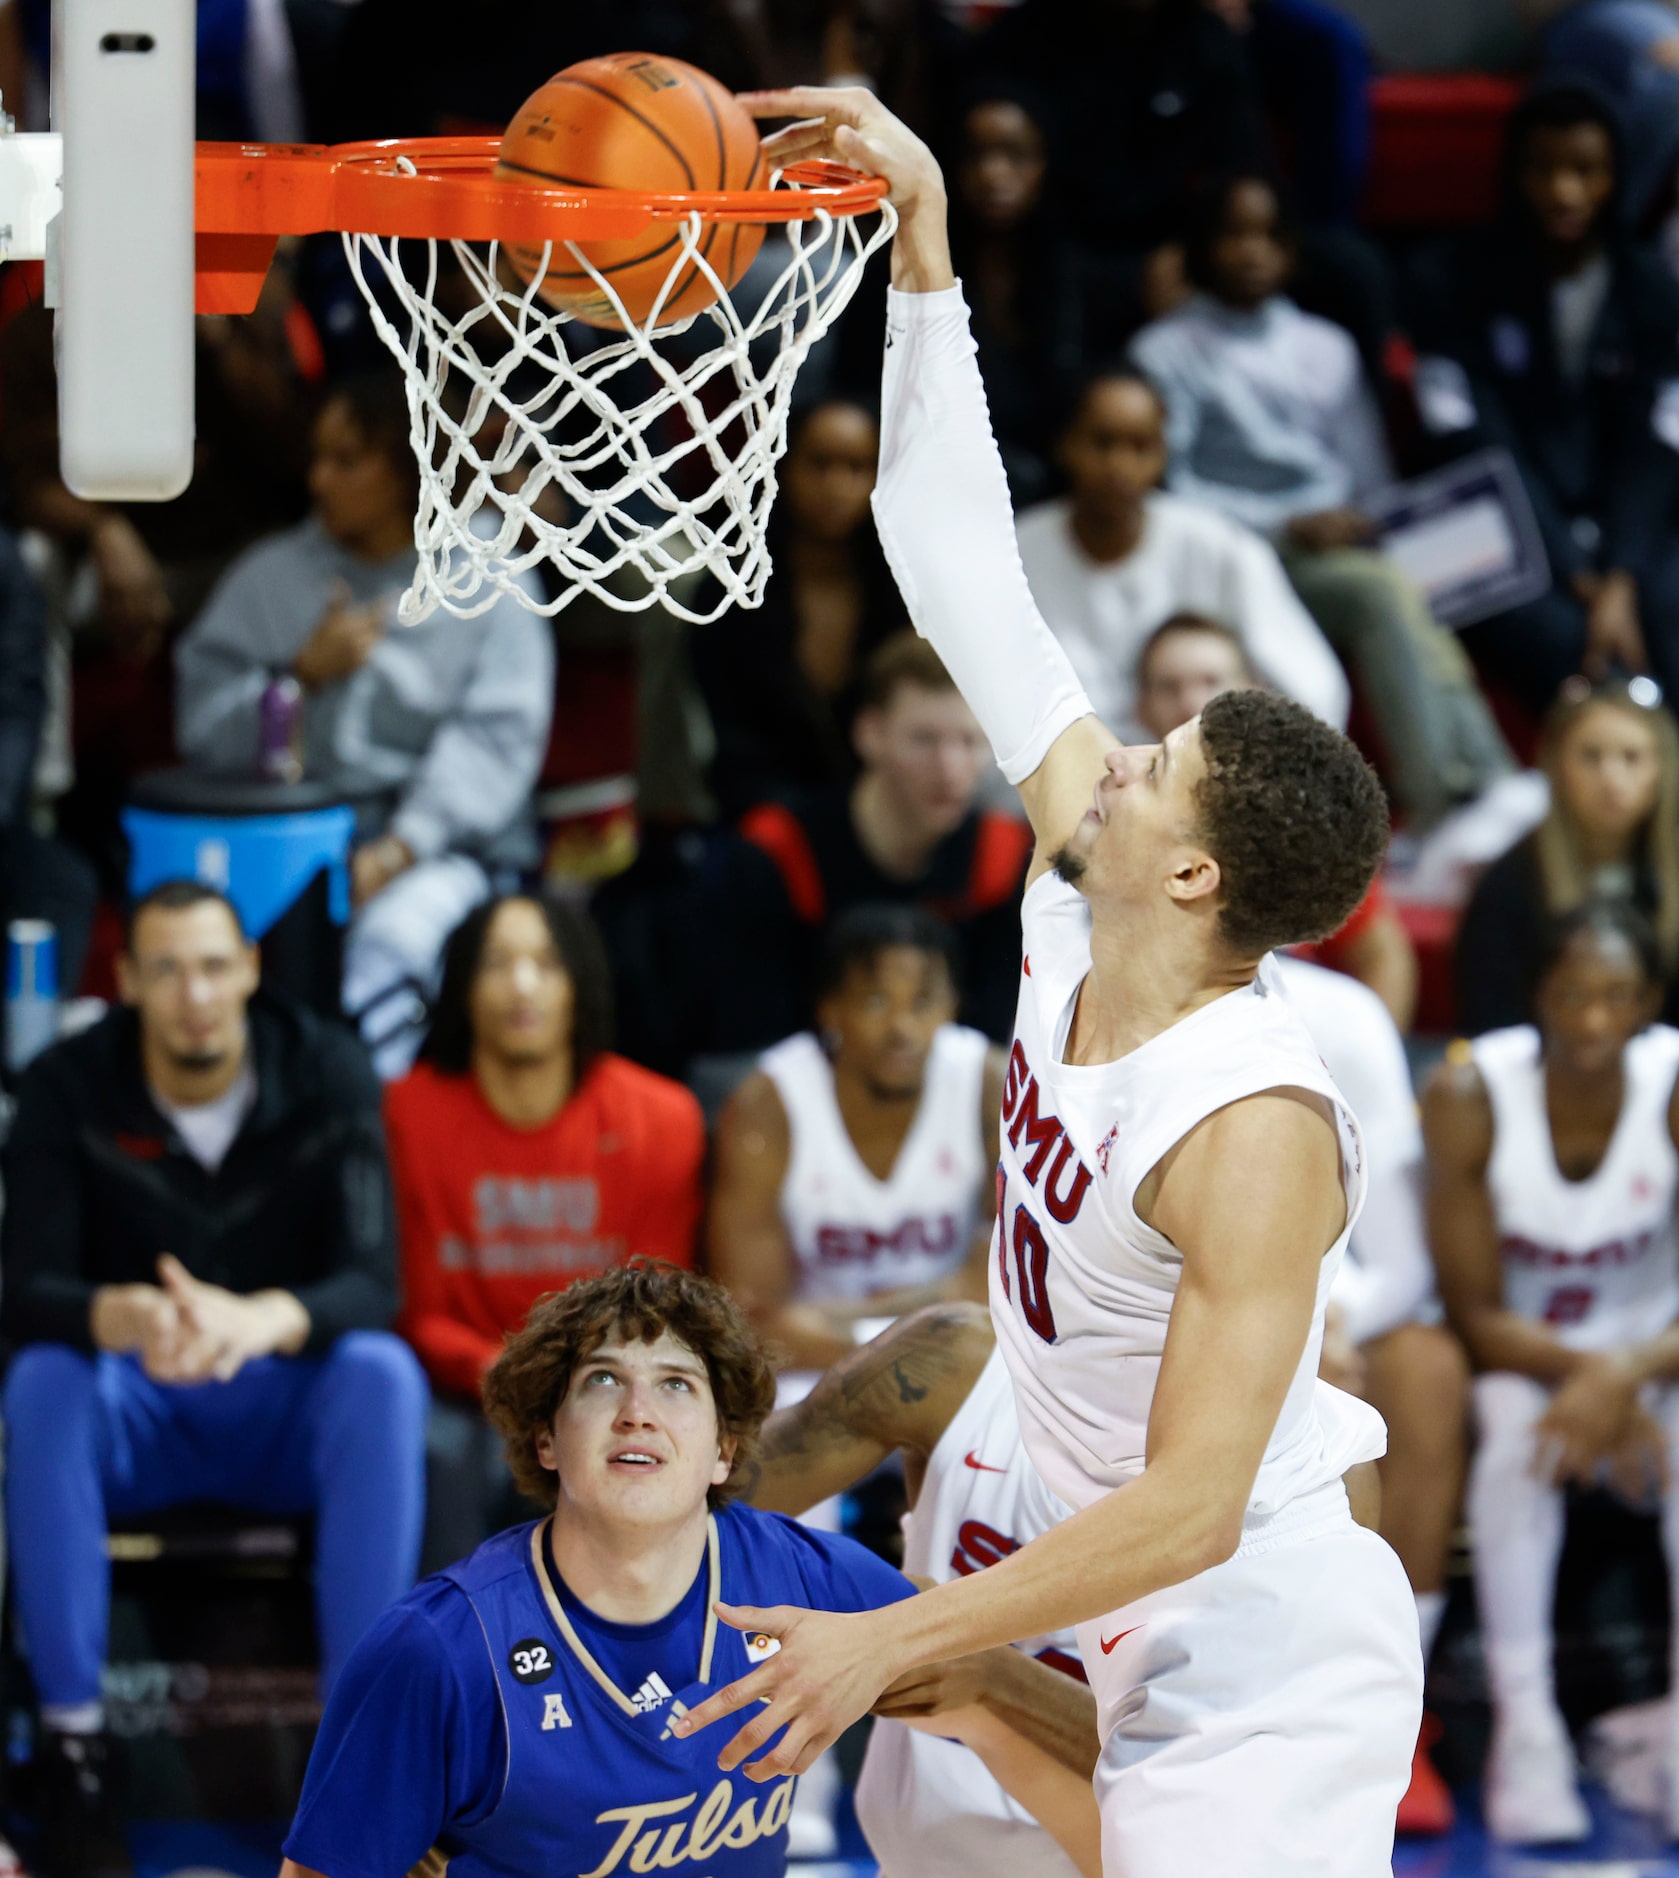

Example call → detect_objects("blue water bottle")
5 919 59 1075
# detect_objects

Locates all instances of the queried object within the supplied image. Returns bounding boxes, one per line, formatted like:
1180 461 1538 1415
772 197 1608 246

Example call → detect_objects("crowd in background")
3 0 1679 1867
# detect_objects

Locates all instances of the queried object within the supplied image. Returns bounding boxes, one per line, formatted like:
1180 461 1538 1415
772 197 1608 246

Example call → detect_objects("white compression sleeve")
871 284 1095 786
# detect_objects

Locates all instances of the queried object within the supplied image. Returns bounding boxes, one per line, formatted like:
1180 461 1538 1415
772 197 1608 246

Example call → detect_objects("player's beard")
1050 843 1088 887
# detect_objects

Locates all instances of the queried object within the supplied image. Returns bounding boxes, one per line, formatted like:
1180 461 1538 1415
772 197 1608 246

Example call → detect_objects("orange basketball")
495 52 768 331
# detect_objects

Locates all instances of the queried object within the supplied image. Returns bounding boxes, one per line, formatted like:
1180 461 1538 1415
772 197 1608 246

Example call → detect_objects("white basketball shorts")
1079 1481 1422 1877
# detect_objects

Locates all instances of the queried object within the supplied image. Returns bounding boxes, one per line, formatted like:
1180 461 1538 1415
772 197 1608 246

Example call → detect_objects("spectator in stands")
945 85 1077 503
701 633 1030 1051
1425 899 1679 1845
693 399 903 821
832 85 1131 504
0 878 423 1878
1275 954 1468 1834
1407 80 1679 711
1533 4 1679 254
1015 369 1349 744
1132 612 1418 1027
0 526 96 996
1456 677 1679 1031
0 283 313 882
709 905 1001 1370
1131 170 1513 827
174 371 553 1075
975 0 1268 328
387 893 705 1570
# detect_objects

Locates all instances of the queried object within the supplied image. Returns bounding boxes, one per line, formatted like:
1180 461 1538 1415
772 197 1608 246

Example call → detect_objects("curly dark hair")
1194 689 1388 957
418 894 614 1079
480 1263 778 1512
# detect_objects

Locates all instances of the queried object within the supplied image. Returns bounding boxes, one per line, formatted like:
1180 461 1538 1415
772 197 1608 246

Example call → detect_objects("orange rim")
193 139 889 315
194 139 887 239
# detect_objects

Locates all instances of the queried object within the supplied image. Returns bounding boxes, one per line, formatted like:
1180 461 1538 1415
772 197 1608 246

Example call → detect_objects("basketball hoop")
0 127 893 619
197 139 896 625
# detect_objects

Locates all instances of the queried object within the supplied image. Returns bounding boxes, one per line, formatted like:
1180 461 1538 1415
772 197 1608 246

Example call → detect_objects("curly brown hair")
1194 689 1388 957
480 1262 779 1512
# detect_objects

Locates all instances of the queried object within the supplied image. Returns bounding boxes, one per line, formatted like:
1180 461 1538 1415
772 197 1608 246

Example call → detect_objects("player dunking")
671 88 1423 1874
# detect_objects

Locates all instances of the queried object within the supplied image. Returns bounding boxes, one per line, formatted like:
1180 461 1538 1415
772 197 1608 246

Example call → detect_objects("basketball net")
343 175 897 625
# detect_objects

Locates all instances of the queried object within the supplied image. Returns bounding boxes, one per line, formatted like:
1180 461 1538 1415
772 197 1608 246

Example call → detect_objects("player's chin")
1050 832 1093 887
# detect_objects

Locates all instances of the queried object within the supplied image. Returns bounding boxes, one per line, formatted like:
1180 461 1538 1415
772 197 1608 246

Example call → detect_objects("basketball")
495 52 768 331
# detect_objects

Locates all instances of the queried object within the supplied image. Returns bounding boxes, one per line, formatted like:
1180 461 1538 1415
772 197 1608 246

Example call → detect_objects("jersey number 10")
997 1176 1058 1343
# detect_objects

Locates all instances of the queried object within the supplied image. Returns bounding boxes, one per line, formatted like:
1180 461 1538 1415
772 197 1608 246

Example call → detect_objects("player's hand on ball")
670 1601 901 1779
736 87 943 217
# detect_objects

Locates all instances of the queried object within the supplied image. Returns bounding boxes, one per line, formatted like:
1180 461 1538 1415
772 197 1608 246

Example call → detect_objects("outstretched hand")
737 86 944 216
669 1600 908 1779
737 88 952 291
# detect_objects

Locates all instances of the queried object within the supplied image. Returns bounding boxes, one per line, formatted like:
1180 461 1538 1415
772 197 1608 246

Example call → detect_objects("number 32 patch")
508 1638 555 1684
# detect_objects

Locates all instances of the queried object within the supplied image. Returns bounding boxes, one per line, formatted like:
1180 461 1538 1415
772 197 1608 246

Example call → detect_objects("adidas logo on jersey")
632 1671 674 1714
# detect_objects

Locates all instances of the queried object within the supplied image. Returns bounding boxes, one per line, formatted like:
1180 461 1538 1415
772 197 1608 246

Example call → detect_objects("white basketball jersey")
762 1025 989 1305
1473 1023 1679 1350
991 872 1387 1522
854 1350 1083 1878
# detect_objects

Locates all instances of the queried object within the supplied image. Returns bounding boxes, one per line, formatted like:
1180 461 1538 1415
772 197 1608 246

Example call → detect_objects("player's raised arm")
740 88 1117 868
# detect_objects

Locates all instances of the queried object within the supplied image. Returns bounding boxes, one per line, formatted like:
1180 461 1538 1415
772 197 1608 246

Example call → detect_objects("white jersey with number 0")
854 1349 1083 1878
990 872 1388 1521
1473 1022 1679 1350
762 1025 989 1306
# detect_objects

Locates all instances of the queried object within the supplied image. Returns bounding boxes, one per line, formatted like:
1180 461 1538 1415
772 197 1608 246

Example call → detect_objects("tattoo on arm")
742 1303 993 1512
892 1358 930 1405
832 1301 988 1447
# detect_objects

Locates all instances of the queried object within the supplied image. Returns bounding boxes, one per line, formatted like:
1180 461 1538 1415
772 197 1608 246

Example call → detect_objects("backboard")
50 0 195 499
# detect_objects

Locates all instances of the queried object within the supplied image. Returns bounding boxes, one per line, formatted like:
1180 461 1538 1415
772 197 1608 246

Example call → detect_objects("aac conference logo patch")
744 1632 781 1665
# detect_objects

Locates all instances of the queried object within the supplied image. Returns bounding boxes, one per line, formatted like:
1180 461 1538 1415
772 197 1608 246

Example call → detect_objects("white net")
343 176 897 626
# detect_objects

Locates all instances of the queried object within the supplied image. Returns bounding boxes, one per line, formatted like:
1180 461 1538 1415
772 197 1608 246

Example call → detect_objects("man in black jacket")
1407 79 1679 713
0 878 426 1878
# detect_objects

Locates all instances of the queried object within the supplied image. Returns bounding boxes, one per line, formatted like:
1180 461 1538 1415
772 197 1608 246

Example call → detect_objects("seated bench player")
709 905 1003 1372
742 1301 1100 1878
1425 899 1679 1845
279 1263 1098 1878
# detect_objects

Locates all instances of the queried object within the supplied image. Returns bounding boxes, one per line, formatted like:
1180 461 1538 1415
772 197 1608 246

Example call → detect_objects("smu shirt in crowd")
387 1057 705 1396
282 1506 915 1878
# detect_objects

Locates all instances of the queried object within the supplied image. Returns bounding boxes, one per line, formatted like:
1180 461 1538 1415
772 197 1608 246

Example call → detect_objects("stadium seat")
1363 76 1524 229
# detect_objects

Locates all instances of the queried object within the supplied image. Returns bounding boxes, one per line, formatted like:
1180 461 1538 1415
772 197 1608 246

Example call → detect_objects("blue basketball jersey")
283 1505 913 1878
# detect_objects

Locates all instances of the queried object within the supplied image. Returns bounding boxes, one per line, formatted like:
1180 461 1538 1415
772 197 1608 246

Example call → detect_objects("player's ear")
534 1424 560 1476
713 1432 738 1488
1164 845 1220 907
